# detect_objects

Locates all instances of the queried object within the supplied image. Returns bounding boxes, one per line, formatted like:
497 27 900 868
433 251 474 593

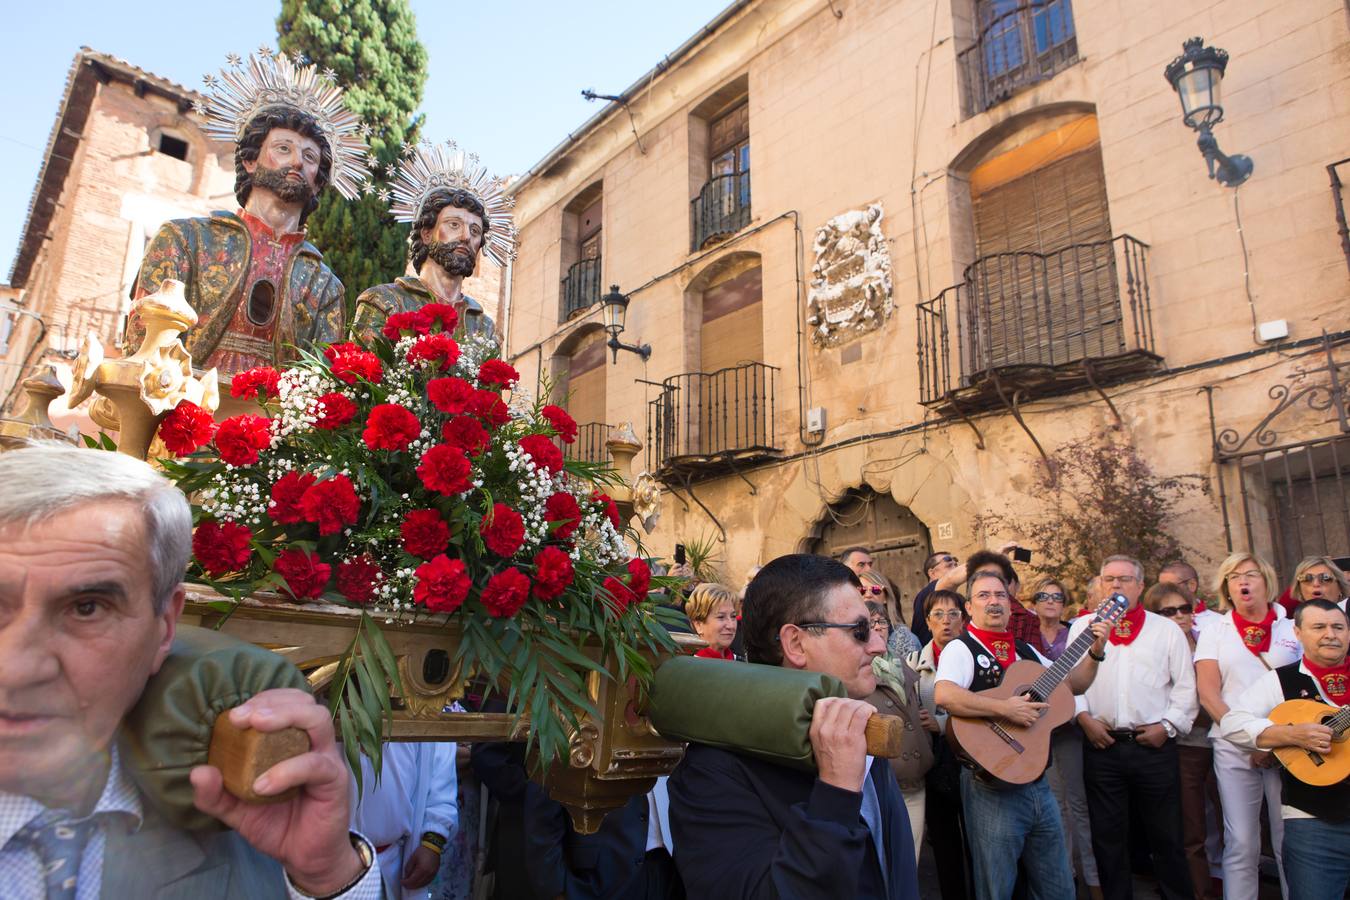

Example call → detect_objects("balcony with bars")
917 234 1161 416
958 1 1078 117
646 361 779 480
690 172 751 252
560 256 602 321
562 421 615 466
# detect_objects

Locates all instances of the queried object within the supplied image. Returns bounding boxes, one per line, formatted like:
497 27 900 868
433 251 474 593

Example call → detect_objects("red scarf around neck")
1303 656 1350 705
967 625 1015 667
1108 603 1147 646
1231 607 1276 656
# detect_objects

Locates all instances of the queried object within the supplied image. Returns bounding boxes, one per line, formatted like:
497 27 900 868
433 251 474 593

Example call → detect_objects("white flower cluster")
275 370 330 439
575 512 629 567
199 470 268 526
455 332 497 376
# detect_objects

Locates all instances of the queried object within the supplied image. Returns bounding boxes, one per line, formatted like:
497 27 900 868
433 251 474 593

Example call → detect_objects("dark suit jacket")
524 785 652 900
668 745 919 899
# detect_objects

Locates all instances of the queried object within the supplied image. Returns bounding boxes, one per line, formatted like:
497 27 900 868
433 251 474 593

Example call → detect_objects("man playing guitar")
1221 598 1350 900
934 571 1108 900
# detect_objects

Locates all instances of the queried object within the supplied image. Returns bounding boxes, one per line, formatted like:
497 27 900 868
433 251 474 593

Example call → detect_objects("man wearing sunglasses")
909 551 966 646
934 570 1108 899
668 554 920 899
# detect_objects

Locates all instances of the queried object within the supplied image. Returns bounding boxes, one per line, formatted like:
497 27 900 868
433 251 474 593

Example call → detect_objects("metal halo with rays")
389 140 518 267
196 48 370 200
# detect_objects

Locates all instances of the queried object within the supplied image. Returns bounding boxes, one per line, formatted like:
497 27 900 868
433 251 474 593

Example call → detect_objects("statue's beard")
426 241 478 277
251 164 315 206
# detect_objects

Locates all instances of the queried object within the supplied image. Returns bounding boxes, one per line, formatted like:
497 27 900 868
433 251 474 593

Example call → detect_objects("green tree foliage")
976 431 1209 597
277 0 428 306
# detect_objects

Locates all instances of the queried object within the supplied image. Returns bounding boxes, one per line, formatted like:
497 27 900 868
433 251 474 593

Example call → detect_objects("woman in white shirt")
1194 552 1301 899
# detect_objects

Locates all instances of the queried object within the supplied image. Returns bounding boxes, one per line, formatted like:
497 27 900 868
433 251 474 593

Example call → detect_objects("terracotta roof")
7 48 205 288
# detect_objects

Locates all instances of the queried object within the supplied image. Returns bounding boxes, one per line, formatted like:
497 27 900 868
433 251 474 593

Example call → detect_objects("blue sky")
2 0 734 280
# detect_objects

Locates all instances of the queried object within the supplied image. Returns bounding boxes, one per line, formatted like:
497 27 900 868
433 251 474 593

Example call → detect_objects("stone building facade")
2 48 502 431
502 0 1350 617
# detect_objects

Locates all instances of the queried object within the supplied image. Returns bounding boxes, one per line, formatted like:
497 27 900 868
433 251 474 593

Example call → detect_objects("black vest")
957 632 1041 693
1275 662 1350 822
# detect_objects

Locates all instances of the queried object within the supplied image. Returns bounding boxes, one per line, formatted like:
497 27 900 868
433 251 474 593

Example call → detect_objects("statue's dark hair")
234 107 332 224
410 188 489 273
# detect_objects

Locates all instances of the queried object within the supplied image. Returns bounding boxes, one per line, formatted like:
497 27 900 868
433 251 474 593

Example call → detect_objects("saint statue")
352 142 517 343
128 50 371 376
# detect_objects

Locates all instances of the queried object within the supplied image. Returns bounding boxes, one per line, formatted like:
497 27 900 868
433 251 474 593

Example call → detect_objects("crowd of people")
2 444 1348 899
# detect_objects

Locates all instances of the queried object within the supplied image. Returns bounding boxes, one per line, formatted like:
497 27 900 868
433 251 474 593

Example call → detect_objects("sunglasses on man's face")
1158 604 1194 617
796 617 872 643
860 585 886 597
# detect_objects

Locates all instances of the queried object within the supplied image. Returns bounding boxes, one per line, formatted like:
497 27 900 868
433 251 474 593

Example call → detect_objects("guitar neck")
1028 626 1097 701
1330 705 1350 736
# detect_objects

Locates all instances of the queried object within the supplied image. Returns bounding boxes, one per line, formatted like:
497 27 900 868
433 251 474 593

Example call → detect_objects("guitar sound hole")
247 279 276 326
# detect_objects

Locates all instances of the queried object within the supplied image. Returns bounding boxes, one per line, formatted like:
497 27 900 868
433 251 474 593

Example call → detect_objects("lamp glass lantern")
601 284 629 338
1165 37 1229 130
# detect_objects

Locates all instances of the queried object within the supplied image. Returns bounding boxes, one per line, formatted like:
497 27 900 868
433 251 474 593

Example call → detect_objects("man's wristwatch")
1161 720 1177 739
299 832 375 900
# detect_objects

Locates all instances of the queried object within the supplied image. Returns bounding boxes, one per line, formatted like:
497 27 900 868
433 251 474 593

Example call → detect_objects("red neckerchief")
1109 603 1147 646
1231 607 1276 656
1194 598 1208 613
966 625 1015 667
932 640 945 667
1303 656 1350 705
694 646 735 661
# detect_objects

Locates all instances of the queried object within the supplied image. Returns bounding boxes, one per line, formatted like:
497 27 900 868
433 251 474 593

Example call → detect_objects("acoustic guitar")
1269 698 1350 786
947 594 1128 785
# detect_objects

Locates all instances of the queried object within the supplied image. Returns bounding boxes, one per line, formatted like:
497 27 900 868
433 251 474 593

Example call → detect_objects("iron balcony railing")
917 234 1154 405
562 422 614 466
957 1 1077 116
647 361 779 472
560 256 602 321
690 172 751 252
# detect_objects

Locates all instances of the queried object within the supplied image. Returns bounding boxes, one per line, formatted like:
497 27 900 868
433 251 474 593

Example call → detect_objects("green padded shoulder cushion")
647 656 846 771
117 624 310 833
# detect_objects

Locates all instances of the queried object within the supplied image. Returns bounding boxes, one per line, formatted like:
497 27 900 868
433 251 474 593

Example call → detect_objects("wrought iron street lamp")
600 284 651 364
1164 37 1253 187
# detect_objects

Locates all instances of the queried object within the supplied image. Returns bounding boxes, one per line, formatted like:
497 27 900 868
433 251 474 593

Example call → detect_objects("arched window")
560 182 603 321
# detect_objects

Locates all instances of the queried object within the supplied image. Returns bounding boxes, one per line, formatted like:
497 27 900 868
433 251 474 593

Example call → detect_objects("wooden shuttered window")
970 144 1124 370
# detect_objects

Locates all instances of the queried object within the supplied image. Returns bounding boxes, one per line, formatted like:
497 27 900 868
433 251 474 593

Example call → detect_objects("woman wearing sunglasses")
1289 556 1349 611
1146 581 1219 900
1195 553 1302 898
860 571 922 659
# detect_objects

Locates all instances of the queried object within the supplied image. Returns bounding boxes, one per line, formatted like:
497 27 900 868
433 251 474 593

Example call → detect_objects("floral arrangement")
155 302 681 771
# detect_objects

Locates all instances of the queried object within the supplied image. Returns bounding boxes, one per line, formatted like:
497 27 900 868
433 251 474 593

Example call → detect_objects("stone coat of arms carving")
806 203 894 347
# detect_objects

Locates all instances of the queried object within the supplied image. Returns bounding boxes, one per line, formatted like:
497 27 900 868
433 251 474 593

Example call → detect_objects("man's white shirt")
1068 610 1198 734
934 634 1052 690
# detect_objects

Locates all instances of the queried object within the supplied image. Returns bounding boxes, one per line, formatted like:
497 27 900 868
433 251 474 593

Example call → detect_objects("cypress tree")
277 0 429 307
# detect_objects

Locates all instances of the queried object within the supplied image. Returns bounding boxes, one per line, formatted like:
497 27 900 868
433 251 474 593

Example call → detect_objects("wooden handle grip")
207 711 310 804
865 713 904 758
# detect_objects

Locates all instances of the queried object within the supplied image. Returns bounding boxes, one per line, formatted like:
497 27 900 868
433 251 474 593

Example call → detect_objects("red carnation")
592 491 621 529
544 492 582 539
381 309 431 341
363 404 421 451
313 392 357 430
427 377 475 415
270 471 317 525
602 576 637 615
413 554 471 613
469 389 510 429
477 359 520 390
481 567 531 618
192 520 252 576
519 434 564 474
626 557 653 597
406 332 461 372
325 343 383 385
274 548 331 600
420 303 459 333
417 443 472 494
442 415 490 456
336 555 381 604
541 405 578 444
401 508 451 559
480 503 525 558
158 401 216 456
532 546 575 600
215 414 272 466
299 474 360 536
229 366 281 401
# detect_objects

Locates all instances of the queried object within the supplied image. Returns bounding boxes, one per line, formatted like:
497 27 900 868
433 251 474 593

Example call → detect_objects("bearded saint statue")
352 142 517 344
127 50 371 377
